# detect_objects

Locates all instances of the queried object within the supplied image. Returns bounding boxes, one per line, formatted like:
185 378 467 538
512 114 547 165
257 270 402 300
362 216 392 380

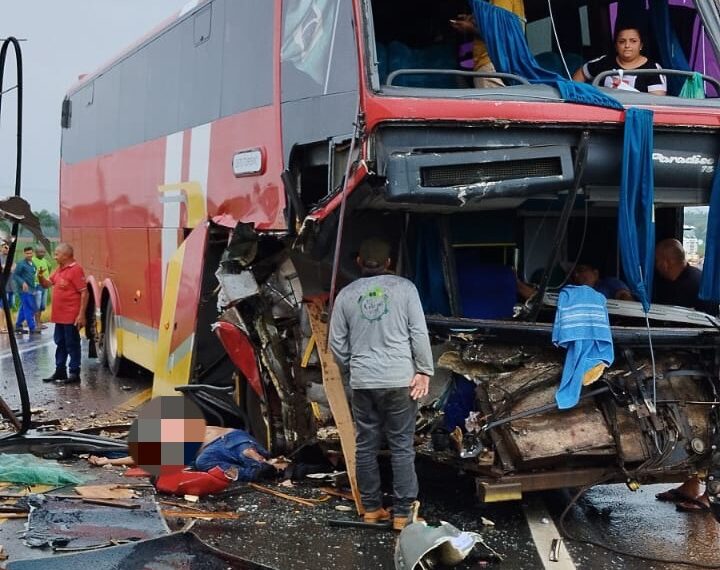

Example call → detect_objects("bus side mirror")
61 99 71 129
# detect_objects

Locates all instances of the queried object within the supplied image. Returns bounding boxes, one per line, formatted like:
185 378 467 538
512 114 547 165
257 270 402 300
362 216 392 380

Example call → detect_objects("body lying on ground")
88 426 289 483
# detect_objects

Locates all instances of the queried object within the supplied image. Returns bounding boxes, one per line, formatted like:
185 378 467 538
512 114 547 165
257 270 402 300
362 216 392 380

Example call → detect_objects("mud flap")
152 223 209 397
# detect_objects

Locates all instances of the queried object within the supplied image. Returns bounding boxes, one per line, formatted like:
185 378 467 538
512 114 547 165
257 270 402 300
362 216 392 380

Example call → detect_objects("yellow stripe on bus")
117 327 157 373
152 239 194 398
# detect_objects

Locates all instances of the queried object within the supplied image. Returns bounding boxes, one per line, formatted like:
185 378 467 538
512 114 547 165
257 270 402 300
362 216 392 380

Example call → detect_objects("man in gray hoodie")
329 238 434 530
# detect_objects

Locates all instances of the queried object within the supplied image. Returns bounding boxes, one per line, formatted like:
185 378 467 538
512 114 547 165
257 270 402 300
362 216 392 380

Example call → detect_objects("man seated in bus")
571 262 634 301
653 239 717 512
450 0 526 88
654 238 718 315
573 25 667 95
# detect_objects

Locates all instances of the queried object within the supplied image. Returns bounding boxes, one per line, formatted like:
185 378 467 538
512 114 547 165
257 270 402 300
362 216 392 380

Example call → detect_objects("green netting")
0 454 85 485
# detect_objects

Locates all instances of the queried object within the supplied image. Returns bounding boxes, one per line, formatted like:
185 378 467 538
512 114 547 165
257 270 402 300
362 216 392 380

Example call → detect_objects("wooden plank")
248 483 316 508
81 498 140 509
75 485 138 499
306 298 363 515
161 510 241 520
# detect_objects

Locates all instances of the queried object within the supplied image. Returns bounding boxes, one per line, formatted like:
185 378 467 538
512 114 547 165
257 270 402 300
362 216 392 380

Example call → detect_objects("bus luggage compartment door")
152 223 209 397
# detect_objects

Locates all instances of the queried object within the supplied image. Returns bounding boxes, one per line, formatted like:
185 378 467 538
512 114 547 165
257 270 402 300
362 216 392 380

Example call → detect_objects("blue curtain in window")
618 108 655 312
648 0 692 96
470 0 623 111
700 171 720 301
414 220 451 315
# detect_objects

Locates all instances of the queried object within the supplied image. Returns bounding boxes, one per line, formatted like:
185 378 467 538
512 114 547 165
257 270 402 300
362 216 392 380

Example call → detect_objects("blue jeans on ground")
15 292 36 331
194 428 271 481
351 388 419 517
54 323 81 375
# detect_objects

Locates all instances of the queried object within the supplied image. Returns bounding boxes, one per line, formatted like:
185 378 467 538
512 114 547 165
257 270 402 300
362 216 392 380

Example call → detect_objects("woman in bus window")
573 26 667 95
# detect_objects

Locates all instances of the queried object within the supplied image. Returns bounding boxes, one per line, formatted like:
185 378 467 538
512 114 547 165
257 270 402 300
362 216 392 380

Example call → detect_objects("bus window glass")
221 0 274 116
144 26 182 142
323 0 358 96
281 0 340 101
178 3 223 131
685 206 709 268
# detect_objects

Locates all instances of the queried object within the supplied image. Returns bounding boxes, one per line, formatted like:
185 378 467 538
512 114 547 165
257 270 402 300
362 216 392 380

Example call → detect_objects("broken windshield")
363 0 720 102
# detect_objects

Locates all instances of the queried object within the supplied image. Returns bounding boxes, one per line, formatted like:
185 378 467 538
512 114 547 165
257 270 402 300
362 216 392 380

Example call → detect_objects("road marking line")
523 496 576 570
115 387 153 413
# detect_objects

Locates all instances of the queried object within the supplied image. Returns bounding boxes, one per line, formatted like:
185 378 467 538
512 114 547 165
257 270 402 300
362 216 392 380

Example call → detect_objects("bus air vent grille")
420 157 562 188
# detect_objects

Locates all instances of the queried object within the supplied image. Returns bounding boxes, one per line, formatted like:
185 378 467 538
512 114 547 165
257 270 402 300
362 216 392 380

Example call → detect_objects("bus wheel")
103 301 132 377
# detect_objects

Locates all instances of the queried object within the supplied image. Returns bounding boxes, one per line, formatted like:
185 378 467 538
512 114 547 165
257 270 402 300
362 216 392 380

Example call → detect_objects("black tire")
102 300 133 377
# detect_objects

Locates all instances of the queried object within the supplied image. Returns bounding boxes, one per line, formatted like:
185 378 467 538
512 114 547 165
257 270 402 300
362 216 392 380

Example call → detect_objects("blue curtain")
414 220 451 315
618 108 656 312
648 0 692 96
470 0 623 111
700 171 720 301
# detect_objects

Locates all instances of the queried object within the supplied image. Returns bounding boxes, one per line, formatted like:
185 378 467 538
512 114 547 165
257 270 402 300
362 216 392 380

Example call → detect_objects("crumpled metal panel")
8 531 276 569
23 495 169 549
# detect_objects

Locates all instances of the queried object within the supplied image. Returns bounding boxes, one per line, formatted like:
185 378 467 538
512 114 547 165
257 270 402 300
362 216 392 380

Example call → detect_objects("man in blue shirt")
13 246 38 334
572 262 634 301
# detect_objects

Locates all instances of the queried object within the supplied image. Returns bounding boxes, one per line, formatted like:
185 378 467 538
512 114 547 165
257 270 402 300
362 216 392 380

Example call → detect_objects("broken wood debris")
0 513 27 519
161 510 241 520
80 498 140 509
319 486 354 501
248 483 317 507
158 499 206 512
74 484 139 500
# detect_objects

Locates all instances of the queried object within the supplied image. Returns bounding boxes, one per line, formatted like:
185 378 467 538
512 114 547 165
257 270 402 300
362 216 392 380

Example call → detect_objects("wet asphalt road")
1 330 720 569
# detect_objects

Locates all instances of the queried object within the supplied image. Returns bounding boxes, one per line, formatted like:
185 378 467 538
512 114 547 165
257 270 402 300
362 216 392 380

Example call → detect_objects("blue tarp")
700 170 720 301
470 0 624 111
618 108 656 312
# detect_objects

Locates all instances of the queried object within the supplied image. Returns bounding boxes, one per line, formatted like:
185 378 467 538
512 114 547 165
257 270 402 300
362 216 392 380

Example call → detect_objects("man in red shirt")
39 243 88 384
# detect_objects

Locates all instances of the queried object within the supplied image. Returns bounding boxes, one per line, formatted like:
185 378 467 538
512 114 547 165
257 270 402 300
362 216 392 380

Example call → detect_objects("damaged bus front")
209 0 720 512
59 0 720 515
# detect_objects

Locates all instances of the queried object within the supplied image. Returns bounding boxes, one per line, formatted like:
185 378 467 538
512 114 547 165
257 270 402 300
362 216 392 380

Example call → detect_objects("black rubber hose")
0 36 32 438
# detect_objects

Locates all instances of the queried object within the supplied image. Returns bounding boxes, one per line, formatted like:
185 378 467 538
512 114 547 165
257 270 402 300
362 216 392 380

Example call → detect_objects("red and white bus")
61 0 720 504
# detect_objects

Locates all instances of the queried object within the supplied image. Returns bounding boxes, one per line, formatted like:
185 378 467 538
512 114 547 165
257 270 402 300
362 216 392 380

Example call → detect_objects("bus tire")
102 300 132 377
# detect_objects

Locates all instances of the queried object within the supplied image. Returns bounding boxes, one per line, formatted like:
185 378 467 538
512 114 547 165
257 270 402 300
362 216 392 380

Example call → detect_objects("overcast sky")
0 0 189 212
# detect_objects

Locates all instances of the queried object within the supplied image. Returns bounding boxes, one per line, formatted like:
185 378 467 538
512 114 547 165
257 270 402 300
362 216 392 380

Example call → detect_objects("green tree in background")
7 210 60 239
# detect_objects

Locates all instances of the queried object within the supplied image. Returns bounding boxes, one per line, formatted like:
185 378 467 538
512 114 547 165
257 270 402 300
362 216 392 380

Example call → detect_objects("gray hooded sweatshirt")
329 274 434 389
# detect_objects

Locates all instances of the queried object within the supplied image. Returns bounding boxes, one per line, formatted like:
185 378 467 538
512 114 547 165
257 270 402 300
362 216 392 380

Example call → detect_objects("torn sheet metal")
8 531 276 569
23 495 169 550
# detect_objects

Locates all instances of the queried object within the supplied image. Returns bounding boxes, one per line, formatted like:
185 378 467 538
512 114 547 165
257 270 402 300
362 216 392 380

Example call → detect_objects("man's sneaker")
15 329 26 335
42 370 68 382
363 507 391 523
57 374 81 384
29 329 42 335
